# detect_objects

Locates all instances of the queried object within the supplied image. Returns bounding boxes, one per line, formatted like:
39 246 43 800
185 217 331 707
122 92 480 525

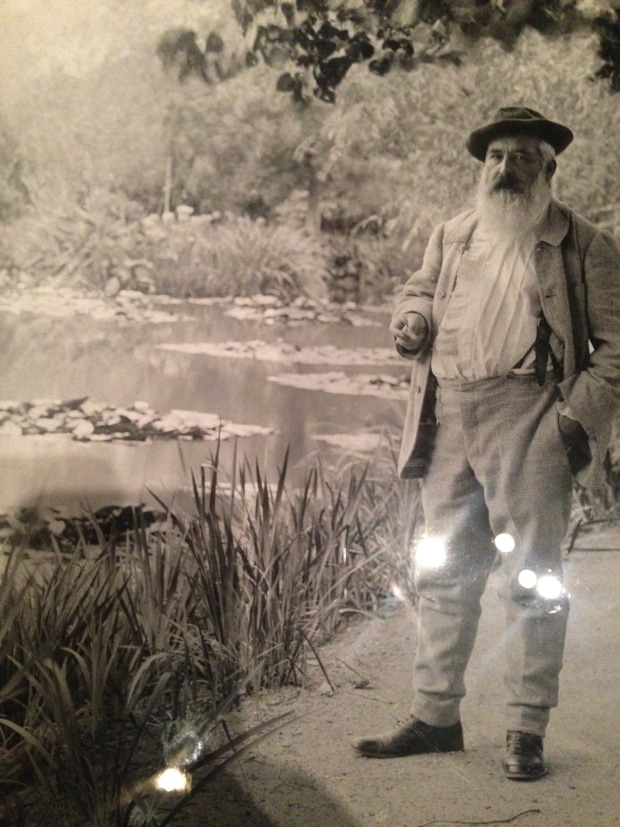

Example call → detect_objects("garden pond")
0 289 409 518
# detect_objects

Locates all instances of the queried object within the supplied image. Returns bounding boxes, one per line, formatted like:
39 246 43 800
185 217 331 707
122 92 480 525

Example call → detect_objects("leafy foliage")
133 212 331 301
156 1 620 101
594 6 620 89
1 2 618 302
156 27 238 84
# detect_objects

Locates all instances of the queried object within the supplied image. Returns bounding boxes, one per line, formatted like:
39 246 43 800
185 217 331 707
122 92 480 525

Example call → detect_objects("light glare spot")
391 582 406 601
416 537 447 569
494 533 515 553
518 569 538 590
536 574 563 600
156 768 189 792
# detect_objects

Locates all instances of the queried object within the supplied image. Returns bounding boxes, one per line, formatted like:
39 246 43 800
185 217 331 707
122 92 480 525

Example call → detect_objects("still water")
0 302 406 514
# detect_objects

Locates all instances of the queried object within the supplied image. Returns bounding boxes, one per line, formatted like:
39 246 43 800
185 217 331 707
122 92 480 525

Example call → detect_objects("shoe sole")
504 766 548 781
354 745 465 759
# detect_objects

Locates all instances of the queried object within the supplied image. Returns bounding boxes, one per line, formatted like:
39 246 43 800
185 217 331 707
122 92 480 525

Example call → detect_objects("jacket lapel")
534 202 576 377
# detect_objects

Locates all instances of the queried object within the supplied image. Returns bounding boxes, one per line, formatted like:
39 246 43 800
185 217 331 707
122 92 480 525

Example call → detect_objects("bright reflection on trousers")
412 374 572 737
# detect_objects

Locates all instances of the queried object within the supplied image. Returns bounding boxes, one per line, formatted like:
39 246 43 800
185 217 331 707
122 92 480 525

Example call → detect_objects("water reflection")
0 303 404 513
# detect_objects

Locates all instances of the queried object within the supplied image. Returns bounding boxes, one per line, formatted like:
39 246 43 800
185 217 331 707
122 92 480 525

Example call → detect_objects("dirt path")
186 533 619 827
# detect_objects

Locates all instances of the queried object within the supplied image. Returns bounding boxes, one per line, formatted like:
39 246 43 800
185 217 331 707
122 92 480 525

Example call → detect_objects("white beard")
475 172 552 239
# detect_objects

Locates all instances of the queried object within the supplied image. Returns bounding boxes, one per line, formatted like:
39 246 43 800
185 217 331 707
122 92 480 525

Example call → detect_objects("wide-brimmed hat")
467 106 573 162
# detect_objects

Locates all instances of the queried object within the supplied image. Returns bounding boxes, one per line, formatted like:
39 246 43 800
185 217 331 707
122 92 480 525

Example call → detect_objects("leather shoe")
352 718 464 758
503 730 547 780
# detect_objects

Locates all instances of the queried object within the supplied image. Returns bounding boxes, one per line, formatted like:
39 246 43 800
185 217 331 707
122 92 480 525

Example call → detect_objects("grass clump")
3 183 334 304
147 214 331 301
0 447 420 826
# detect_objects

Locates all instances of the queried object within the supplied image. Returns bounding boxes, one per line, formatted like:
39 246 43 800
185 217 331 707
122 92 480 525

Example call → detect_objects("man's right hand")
390 311 429 355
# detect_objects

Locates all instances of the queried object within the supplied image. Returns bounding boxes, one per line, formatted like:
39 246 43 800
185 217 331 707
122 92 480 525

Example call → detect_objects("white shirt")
432 224 542 381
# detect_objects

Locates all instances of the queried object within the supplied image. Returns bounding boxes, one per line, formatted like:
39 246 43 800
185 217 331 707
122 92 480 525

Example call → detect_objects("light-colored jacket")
394 200 620 488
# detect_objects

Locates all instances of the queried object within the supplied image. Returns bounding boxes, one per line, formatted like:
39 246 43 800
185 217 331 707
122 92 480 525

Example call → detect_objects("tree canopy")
157 0 620 101
1 0 618 284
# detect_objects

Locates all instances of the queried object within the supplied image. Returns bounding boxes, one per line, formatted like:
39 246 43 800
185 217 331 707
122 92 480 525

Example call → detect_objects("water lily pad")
29 405 56 420
313 433 386 453
0 398 274 444
267 371 409 398
225 298 378 327
100 412 122 426
0 286 187 323
34 416 65 432
80 401 107 417
157 340 399 366
157 410 222 432
223 422 273 437
73 420 96 439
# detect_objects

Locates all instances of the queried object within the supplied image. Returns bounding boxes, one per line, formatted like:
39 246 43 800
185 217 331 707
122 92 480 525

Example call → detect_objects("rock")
252 294 281 306
133 267 156 293
104 276 122 297
176 205 194 221
117 290 147 303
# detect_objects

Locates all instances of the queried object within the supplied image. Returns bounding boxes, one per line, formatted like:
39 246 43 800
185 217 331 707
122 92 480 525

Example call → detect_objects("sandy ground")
185 527 619 827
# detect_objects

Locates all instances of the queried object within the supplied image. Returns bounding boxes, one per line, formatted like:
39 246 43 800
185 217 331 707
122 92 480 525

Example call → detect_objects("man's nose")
497 154 515 175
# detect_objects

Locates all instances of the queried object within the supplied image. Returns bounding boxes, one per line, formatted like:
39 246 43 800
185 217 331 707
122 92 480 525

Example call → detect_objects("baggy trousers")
411 374 573 737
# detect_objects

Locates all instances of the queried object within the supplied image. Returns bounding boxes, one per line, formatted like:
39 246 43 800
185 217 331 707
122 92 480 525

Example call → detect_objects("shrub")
327 232 413 304
144 213 331 301
3 190 334 302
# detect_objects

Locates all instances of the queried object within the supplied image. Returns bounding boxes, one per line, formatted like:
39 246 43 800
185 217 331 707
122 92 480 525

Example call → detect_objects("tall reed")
0 448 421 825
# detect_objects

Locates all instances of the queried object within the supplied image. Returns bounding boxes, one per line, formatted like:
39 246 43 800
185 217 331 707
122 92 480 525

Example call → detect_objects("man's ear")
546 159 557 182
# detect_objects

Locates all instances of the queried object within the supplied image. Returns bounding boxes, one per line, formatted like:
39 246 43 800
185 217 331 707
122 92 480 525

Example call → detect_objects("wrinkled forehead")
486 133 543 154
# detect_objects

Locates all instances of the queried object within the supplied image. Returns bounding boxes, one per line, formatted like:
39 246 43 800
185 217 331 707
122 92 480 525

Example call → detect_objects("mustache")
491 173 522 193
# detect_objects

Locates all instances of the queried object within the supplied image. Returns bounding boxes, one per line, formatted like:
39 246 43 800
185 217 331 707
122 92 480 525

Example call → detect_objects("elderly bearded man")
353 107 620 779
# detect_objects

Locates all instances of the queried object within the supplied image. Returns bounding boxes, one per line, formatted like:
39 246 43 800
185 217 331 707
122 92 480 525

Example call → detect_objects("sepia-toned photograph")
1 2 619 825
